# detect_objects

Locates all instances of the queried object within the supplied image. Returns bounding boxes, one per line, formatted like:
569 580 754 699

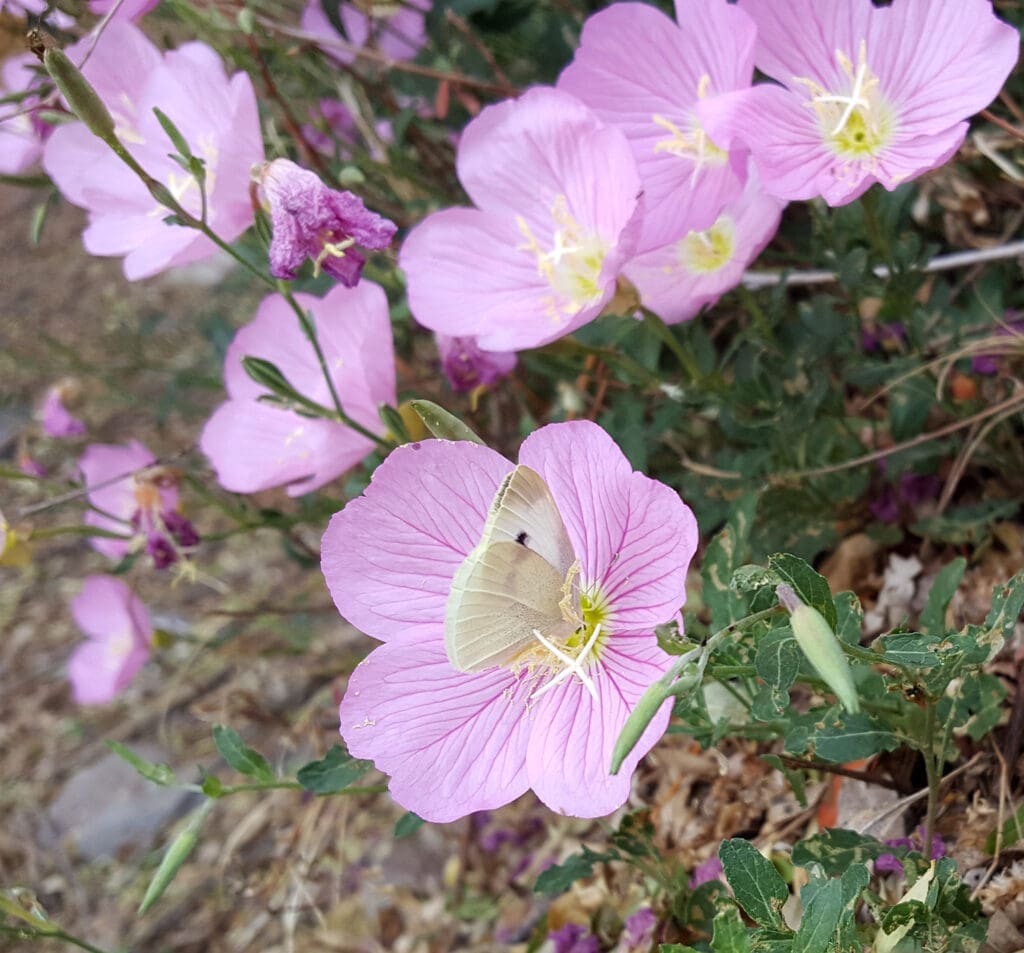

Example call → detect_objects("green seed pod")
43 49 118 146
778 585 860 714
138 801 214 914
609 678 671 775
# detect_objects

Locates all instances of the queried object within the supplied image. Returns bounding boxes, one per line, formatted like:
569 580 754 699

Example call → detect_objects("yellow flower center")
676 216 736 274
517 195 608 322
652 74 728 183
795 42 896 163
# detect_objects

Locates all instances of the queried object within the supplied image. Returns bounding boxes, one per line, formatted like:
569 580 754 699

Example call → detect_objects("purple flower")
79 441 198 568
702 0 1020 205
301 0 430 66
18 451 47 478
869 470 941 524
618 908 658 951
549 923 600 953
89 0 160 18
69 575 152 705
970 316 1024 375
259 158 397 287
689 855 724 888
322 421 698 821
40 381 86 439
436 334 517 393
876 826 946 875
200 283 396 496
861 322 906 354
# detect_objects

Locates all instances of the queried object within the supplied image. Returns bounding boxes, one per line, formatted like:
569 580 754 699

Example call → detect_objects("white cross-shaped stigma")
529 624 602 702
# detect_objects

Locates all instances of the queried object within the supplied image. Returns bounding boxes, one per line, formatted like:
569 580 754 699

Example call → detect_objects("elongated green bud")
138 801 214 914
43 49 118 146
610 678 671 775
777 585 860 714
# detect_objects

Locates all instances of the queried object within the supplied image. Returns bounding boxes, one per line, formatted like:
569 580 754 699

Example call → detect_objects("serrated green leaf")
796 710 900 763
919 558 966 636
755 629 800 692
793 878 843 953
767 554 837 630
296 745 372 794
982 568 1024 657
877 632 940 670
719 839 787 928
106 741 175 787
212 725 275 783
410 399 485 444
712 904 752 953
394 812 424 839
833 591 864 647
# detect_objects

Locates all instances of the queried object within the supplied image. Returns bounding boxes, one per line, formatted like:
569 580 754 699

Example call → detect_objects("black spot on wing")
516 531 528 546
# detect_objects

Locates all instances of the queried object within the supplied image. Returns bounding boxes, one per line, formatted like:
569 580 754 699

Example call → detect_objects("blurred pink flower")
89 0 160 18
623 167 783 323
702 0 1020 205
558 0 756 253
436 334 516 393
200 282 395 496
322 421 698 821
69 575 152 705
689 854 724 887
0 0 73 25
549 924 599 953
301 0 430 66
258 158 396 286
79 440 197 568
42 21 263 280
0 54 50 175
17 450 47 478
616 908 658 952
400 87 643 352
40 381 86 438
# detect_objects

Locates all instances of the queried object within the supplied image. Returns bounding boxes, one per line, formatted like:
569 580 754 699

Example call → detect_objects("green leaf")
719 839 788 928
212 725 275 783
409 399 485 444
711 904 752 953
755 629 800 693
378 402 411 443
793 879 843 953
982 568 1024 657
152 106 193 160
795 710 901 763
832 591 864 647
394 812 424 839
876 632 940 670
296 745 373 794
767 554 837 630
792 829 889 876
703 495 758 629
762 754 807 807
533 847 611 896
106 741 175 787
919 558 966 636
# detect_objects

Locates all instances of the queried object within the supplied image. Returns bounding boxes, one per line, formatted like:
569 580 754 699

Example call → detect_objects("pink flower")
0 0 73 25
321 421 698 821
617 908 658 952
400 87 643 352
300 0 430 66
703 0 1020 205
89 0 160 18
258 158 397 286
69 575 152 705
79 440 197 568
0 54 50 175
436 334 516 393
623 168 784 324
40 380 86 438
558 0 757 253
689 854 724 888
200 282 396 496
42 21 263 280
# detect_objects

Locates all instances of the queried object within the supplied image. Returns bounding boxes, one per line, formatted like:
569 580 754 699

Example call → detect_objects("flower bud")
43 48 118 147
777 585 860 714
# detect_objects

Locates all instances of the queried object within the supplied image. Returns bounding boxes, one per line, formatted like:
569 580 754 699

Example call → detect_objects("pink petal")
321 440 512 641
518 421 697 633
339 638 532 822
71 575 151 642
79 440 154 525
527 634 673 816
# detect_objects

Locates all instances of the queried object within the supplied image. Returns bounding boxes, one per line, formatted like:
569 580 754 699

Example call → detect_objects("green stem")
30 525 131 541
0 925 114 953
213 781 387 797
923 699 940 851
861 188 893 269
641 308 701 382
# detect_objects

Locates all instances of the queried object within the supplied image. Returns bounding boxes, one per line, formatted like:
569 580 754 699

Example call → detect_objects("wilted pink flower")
689 854 724 888
200 282 395 496
558 0 756 253
703 0 1020 205
322 421 698 821
549 924 600 953
40 380 86 438
69 575 152 705
875 826 946 875
79 440 197 568
436 334 516 393
623 167 783 324
43 21 263 280
258 158 396 286
401 88 643 352
89 0 160 18
301 0 430 66
0 54 50 175
617 909 658 952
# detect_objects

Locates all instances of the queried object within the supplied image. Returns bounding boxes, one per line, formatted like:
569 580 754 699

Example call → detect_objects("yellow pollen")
314 236 357 277
516 195 607 322
676 216 736 274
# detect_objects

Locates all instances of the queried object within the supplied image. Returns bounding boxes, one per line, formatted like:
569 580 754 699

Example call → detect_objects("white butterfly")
444 465 602 699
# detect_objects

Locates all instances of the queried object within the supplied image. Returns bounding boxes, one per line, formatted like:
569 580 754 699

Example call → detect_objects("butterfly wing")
444 466 578 673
